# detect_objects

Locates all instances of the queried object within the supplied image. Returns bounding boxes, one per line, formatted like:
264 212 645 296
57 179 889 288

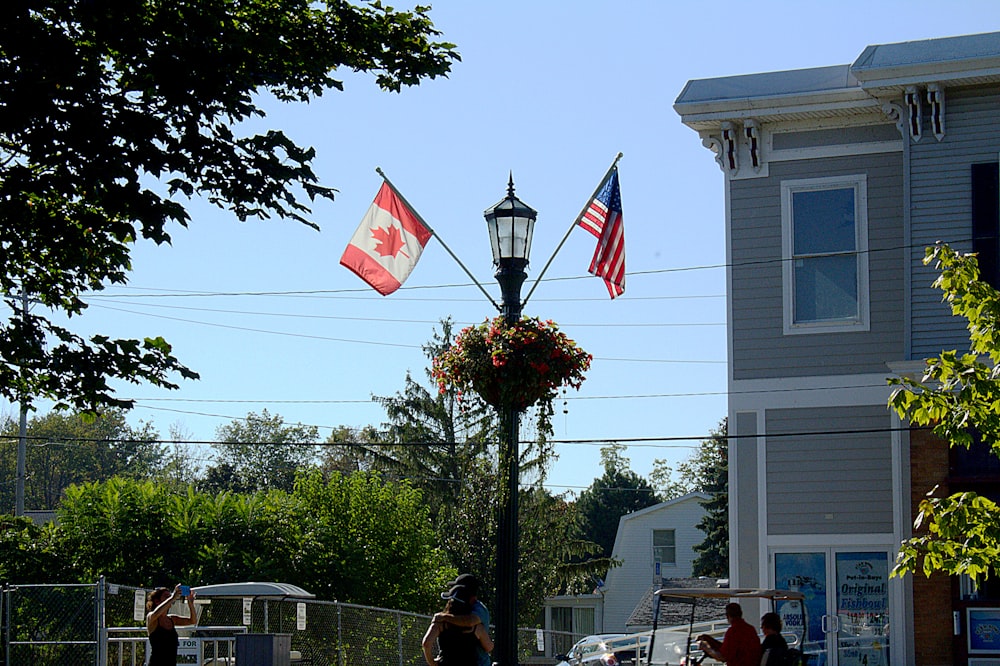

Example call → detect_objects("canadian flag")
340 181 433 295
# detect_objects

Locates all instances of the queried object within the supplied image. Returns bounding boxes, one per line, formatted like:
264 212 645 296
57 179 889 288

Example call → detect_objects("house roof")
675 65 859 106
853 31 1000 75
625 578 728 631
675 31 1000 131
609 492 711 573
617 491 711 525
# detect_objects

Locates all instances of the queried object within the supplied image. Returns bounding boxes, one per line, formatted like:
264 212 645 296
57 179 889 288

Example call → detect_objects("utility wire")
74 235 969 301
118 380 893 406
87 298 726 328
0 425 926 448
85 303 726 363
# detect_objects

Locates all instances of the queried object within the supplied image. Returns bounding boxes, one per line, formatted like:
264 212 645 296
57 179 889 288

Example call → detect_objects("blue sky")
4 1 999 495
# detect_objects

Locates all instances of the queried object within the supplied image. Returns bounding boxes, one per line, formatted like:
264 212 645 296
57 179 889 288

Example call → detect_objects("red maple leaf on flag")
370 225 409 258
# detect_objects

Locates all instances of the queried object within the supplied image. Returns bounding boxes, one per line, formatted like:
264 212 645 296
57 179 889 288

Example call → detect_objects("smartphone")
180 585 191 598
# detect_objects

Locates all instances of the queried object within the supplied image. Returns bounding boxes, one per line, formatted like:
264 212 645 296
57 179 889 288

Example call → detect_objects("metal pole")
494 256 526 666
96 577 107 666
15 291 28 517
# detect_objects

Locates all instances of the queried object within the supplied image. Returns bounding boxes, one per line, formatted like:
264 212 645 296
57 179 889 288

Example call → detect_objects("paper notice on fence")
133 590 145 622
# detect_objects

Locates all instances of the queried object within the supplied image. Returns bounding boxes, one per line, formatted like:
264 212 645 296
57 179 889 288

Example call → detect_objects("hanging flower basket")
432 316 592 410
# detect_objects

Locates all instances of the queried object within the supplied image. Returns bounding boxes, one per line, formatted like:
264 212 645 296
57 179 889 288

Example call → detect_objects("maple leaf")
370 225 409 259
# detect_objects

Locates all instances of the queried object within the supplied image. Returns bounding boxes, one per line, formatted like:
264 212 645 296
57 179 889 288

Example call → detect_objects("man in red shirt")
696 602 762 666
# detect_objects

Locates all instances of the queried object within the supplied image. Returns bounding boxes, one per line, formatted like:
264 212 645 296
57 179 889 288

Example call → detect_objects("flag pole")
521 152 623 306
375 168 501 311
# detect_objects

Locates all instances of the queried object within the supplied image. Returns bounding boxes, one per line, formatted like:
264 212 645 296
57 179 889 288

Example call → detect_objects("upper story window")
652 529 676 566
781 175 870 335
971 162 999 288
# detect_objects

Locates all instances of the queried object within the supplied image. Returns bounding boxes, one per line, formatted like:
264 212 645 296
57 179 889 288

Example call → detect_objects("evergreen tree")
576 443 659 558
691 419 729 577
369 319 605 623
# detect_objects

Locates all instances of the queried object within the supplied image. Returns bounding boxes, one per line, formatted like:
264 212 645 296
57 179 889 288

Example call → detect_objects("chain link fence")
2 580 578 665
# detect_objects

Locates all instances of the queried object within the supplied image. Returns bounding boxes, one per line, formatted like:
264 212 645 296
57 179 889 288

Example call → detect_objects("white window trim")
781 174 870 335
652 528 677 566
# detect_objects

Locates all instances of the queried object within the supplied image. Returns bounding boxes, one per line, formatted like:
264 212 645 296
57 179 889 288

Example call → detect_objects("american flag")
577 168 625 298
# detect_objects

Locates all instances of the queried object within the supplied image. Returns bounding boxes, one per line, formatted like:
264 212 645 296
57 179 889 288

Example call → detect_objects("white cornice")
675 88 875 130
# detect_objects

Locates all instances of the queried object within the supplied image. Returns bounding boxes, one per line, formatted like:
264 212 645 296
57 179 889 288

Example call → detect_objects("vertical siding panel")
734 412 759 588
765 406 893 534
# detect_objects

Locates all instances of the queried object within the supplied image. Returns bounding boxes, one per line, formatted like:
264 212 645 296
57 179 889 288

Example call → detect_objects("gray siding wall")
910 85 1000 358
729 152 905 379
734 411 759 587
765 405 893 535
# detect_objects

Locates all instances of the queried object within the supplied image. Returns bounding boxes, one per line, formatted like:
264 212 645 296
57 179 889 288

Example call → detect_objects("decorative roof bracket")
904 86 922 142
926 83 945 141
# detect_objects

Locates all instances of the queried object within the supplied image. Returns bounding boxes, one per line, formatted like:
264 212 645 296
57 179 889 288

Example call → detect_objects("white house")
601 492 711 633
544 491 710 646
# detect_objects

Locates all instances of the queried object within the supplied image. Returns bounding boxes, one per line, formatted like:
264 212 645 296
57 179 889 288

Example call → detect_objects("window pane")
573 607 595 636
551 607 572 633
794 255 858 322
793 188 856 255
653 529 676 565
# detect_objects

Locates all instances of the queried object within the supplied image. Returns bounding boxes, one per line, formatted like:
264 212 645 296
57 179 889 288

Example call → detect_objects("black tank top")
436 624 479 666
148 620 179 666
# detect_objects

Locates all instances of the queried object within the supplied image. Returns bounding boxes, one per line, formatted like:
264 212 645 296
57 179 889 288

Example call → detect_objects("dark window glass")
972 162 1000 287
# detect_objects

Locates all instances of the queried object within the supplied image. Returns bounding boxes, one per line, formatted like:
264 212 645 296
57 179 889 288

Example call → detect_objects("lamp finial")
507 172 515 197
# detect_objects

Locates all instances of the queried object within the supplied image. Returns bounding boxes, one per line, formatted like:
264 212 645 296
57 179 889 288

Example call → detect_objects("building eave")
675 91 881 132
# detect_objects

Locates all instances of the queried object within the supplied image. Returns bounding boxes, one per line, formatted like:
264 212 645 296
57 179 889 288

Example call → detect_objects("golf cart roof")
192 582 316 599
654 587 805 603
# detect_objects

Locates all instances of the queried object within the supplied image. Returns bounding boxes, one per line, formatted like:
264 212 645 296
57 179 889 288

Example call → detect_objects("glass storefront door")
774 550 891 666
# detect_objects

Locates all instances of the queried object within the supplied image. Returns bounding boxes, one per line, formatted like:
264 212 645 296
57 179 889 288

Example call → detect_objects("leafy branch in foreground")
888 243 1000 581
0 0 458 413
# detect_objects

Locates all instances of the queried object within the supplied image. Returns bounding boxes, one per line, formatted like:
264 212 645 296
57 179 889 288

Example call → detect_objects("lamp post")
484 174 537 666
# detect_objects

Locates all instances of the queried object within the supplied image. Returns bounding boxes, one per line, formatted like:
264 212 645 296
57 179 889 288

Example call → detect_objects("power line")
119 380 890 407
89 298 726 329
0 424 926 448
75 236 969 302
85 303 726 362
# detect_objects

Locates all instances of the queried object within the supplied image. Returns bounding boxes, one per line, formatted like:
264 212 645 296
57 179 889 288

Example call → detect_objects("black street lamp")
483 174 537 666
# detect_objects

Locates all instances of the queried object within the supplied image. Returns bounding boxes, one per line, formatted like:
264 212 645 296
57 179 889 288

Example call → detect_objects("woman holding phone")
146 584 197 665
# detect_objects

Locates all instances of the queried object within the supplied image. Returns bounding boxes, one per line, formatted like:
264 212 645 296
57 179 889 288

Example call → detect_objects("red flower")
432 316 591 409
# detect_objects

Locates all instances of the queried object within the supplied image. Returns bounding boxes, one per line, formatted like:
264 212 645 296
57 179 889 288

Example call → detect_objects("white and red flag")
340 181 433 295
577 168 625 298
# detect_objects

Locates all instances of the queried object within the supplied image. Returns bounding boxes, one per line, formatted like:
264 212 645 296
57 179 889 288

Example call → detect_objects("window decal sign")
969 608 1000 654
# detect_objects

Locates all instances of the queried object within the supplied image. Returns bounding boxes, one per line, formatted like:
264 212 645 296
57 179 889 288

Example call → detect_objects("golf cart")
644 587 807 666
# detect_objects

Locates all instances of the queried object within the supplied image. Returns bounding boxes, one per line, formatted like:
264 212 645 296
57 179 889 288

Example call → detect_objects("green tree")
57 477 178 584
0 0 458 414
518 486 606 619
889 244 1000 581
369 319 495 506
206 409 319 493
54 473 452 608
575 443 659 558
289 470 449 611
370 321 604 620
0 515 68 583
690 419 728 578
320 425 383 475
0 409 162 511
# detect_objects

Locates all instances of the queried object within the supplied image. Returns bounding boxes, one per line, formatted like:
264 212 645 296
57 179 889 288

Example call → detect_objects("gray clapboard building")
674 31 1000 666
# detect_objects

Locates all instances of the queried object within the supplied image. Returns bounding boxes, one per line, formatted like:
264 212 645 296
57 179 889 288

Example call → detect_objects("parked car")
556 633 649 666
